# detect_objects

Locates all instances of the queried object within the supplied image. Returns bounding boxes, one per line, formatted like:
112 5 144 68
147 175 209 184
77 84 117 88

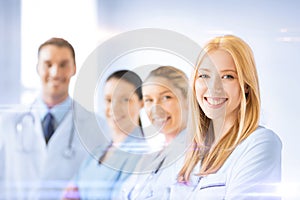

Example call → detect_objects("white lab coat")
119 129 188 200
0 100 109 200
169 126 282 200
71 127 148 200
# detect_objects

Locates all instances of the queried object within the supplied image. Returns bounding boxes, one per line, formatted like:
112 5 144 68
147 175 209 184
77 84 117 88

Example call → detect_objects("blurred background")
1 0 299 199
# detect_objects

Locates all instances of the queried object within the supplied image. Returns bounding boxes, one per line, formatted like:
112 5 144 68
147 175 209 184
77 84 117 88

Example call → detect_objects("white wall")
9 0 300 199
20 0 109 103
0 0 21 104
95 0 300 198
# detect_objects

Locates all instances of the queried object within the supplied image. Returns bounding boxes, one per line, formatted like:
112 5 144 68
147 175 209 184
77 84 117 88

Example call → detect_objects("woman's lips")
205 97 227 108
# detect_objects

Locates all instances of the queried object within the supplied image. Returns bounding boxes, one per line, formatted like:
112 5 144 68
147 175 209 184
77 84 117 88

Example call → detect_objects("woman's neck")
112 132 127 146
212 114 237 146
163 126 184 145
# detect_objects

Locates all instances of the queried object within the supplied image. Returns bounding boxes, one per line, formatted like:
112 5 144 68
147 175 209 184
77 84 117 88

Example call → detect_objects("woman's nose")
150 104 167 130
207 73 224 96
150 104 166 119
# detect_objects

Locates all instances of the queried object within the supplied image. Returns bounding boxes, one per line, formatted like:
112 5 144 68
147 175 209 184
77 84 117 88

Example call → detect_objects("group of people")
0 35 282 200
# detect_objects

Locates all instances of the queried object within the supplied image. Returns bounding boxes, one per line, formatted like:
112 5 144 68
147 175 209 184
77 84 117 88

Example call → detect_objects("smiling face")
195 49 242 126
37 45 76 106
104 78 143 135
142 77 188 137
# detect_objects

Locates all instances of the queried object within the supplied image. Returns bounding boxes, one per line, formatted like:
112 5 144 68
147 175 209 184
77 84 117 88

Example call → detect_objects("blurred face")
195 49 241 125
37 45 76 104
104 78 143 134
142 77 188 136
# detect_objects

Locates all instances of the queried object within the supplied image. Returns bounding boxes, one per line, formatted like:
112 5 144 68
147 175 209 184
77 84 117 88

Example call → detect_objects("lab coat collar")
118 127 149 154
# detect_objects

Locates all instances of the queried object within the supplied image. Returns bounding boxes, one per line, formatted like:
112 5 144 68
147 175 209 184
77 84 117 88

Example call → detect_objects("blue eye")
222 75 235 79
198 74 210 79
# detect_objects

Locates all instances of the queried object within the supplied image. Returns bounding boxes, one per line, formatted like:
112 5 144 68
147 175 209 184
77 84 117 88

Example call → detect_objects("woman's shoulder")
221 126 282 174
245 126 282 147
231 125 282 161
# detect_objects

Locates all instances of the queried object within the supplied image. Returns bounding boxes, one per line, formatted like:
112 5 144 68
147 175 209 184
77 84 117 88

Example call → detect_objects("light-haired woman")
119 66 189 200
173 35 282 199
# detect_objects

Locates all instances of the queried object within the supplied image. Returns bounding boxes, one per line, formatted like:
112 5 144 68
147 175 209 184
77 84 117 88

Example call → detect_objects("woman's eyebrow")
143 90 172 97
198 67 211 72
220 69 237 73
159 90 172 95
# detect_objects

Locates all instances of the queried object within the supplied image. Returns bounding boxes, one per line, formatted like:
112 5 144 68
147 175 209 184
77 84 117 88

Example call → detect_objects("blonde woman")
119 66 189 200
174 35 282 199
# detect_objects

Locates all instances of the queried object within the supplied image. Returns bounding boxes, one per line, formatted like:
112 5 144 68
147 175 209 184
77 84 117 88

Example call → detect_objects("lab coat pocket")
197 173 226 200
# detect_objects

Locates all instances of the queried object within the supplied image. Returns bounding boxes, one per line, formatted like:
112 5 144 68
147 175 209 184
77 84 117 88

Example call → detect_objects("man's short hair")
38 37 76 65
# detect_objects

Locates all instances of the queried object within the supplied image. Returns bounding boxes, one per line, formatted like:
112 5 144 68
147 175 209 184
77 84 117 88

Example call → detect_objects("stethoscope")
15 101 76 159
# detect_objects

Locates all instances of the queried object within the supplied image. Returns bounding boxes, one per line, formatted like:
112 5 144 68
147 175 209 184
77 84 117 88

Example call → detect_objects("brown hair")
38 37 76 65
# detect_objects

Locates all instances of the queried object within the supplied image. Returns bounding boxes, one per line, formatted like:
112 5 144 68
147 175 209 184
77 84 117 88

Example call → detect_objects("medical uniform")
120 129 188 200
71 127 148 200
0 97 109 200
170 126 282 200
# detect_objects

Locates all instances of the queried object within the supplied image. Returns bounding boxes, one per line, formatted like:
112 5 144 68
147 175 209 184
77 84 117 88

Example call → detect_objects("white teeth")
206 97 226 105
153 117 166 124
152 117 167 128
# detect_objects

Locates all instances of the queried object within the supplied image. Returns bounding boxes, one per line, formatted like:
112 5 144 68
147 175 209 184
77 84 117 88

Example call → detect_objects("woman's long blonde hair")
178 35 261 181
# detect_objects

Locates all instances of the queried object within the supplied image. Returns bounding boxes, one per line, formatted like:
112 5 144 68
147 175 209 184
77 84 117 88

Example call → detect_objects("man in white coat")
0 38 109 199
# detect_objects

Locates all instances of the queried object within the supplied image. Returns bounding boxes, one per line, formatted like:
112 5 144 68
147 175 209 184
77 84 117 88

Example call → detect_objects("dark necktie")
43 112 55 144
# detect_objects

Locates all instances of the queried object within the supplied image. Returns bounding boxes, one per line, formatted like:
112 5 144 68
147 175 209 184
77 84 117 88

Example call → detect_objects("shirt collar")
36 96 72 125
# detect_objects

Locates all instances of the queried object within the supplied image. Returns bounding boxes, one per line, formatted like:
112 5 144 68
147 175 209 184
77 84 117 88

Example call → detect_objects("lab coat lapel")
32 109 46 149
46 110 72 148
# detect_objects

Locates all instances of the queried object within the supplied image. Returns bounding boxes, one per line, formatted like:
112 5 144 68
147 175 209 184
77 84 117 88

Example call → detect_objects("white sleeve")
225 129 282 200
